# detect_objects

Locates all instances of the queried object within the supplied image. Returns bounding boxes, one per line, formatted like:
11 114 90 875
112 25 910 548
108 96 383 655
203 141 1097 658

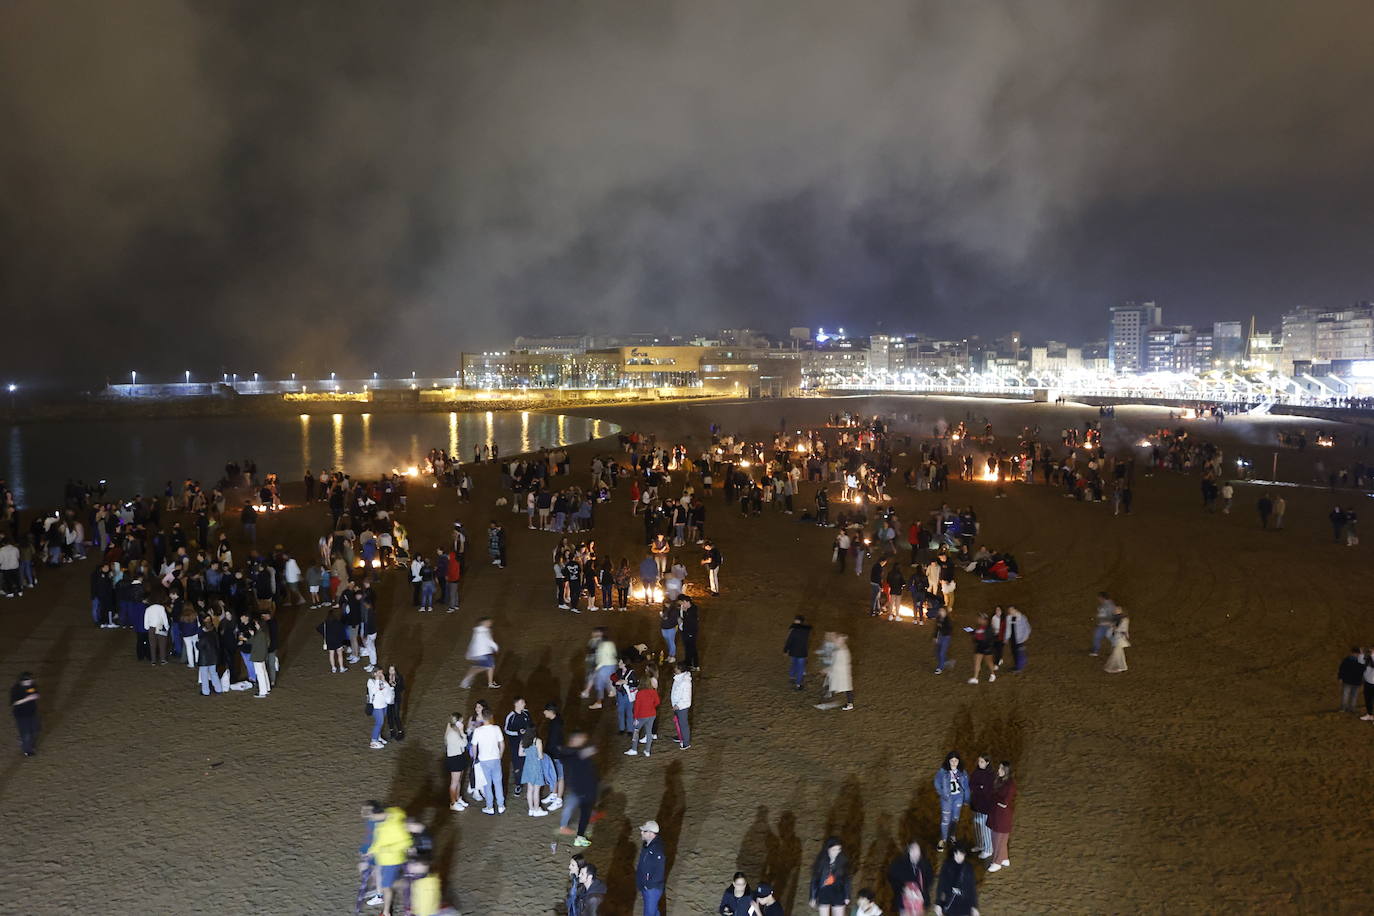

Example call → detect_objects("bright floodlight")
6 383 15 393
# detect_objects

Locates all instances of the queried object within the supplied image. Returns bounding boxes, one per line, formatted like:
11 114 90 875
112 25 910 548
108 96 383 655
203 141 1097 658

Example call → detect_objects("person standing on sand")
968 755 995 859
444 713 470 812
459 618 500 689
680 597 701 671
1273 495 1286 529
1338 648 1365 714
985 761 1016 872
670 664 693 749
636 819 668 914
1104 609 1131 674
627 674 661 757
11 672 39 757
1257 494 1273 529
367 669 394 749
1359 648 1374 721
784 615 812 689
470 712 506 815
701 539 722 595
934 751 970 851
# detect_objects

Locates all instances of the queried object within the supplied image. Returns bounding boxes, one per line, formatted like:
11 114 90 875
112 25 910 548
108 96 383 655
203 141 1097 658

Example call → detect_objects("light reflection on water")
0 411 617 510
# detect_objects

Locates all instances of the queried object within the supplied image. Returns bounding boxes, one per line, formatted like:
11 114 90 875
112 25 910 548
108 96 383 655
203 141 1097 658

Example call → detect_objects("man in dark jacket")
784 616 812 689
679 598 701 671
636 819 667 914
575 863 607 916
91 564 116 628
1338 647 1365 713
887 841 934 913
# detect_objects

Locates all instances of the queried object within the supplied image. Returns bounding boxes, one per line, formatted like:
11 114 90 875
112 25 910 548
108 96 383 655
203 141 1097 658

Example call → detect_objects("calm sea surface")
0 411 616 510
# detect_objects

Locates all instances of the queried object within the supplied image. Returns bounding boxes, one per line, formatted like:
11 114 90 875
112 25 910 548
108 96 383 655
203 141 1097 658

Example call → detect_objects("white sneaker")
1000 859 1010 867
528 808 549 817
988 863 1002 872
624 748 638 756
496 806 506 814
546 797 563 810
450 801 466 811
369 740 384 749
482 807 495 815
365 894 383 906
988 673 996 683
639 736 649 744
644 751 651 757
967 678 979 684
1362 715 1374 721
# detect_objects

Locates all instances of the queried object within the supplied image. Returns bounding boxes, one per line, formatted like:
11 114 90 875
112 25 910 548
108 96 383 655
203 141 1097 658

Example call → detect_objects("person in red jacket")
444 551 462 613
987 761 1017 872
906 521 923 565
626 674 660 758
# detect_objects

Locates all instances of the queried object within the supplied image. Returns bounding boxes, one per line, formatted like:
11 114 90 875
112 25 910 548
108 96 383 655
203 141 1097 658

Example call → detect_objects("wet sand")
2 395 1369 914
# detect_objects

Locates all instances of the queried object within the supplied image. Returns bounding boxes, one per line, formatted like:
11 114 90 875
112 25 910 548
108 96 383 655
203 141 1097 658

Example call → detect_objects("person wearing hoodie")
934 751 971 851
366 806 413 916
968 755 995 859
783 615 812 690
933 844 979 916
670 665 693 749
886 840 934 915
575 862 607 916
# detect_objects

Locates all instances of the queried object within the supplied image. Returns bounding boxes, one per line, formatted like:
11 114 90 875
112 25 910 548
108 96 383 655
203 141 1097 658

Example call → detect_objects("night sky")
4 0 1374 384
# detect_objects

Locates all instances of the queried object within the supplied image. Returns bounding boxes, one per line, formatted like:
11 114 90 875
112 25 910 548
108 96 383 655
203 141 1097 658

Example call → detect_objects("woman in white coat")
823 633 854 710
1104 610 1130 674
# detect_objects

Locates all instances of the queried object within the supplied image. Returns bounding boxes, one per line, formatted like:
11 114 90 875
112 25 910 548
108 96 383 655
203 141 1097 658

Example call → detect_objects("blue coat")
933 767 970 805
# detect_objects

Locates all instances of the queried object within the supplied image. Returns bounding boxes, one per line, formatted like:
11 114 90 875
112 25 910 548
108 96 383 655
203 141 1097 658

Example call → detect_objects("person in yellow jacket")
367 807 412 916
406 858 442 916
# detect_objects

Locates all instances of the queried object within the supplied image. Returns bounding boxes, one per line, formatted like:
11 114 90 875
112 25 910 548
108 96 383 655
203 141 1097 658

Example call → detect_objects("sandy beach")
2 395 1369 915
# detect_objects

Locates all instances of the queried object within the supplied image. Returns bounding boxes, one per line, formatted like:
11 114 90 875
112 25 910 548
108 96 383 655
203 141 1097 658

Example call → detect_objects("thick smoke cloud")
3 0 1374 384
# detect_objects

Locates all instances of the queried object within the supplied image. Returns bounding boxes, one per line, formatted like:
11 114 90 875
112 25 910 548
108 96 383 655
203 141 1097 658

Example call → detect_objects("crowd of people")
7 399 1367 915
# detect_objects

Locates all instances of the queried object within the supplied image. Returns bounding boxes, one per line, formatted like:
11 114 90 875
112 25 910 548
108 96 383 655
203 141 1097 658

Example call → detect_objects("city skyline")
6 2 1374 384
